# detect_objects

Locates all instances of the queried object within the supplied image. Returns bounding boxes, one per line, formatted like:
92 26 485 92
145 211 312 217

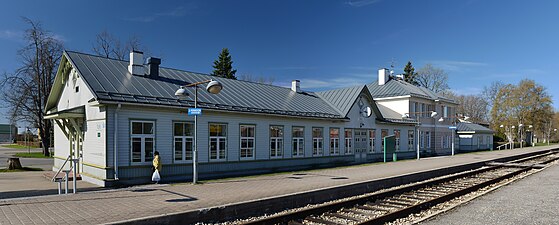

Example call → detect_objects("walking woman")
152 151 162 183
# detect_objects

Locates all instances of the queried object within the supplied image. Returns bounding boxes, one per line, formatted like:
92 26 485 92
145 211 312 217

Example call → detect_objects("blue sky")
1 0 559 124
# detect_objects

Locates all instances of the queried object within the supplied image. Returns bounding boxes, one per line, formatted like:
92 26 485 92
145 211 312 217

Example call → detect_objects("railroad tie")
324 212 361 222
304 216 344 225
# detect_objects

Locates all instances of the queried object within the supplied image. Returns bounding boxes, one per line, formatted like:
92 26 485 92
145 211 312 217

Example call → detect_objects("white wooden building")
45 50 459 186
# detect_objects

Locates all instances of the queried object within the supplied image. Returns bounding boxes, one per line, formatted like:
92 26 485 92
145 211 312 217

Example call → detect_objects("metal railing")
51 155 79 194
497 142 513 150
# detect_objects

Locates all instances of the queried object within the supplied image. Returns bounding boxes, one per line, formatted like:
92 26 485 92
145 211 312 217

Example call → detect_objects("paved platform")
0 146 557 225
421 159 559 224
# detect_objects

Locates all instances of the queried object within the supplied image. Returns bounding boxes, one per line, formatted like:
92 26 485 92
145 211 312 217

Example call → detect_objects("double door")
354 129 368 162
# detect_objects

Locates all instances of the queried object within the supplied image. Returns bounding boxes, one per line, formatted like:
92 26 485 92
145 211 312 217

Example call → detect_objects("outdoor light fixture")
431 111 438 118
175 79 223 184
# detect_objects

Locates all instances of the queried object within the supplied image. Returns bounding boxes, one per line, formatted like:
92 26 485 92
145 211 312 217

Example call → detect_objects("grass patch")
0 167 43 172
3 144 28 149
14 152 52 158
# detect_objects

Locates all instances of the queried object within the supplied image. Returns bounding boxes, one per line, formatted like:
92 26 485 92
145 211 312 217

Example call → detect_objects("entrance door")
354 129 368 162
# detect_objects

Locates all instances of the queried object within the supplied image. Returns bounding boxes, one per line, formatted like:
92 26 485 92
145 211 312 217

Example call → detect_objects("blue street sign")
449 126 457 129
188 108 202 116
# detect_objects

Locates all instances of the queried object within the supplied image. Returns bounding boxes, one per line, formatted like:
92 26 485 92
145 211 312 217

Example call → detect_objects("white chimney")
378 68 389 85
128 50 145 75
291 80 301 92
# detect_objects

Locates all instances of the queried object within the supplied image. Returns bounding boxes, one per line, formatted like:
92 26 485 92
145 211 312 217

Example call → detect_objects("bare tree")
455 95 489 124
482 81 505 122
416 64 449 93
0 18 63 156
92 30 146 60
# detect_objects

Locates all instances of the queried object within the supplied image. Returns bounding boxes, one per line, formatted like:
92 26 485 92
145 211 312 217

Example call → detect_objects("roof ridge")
65 49 298 92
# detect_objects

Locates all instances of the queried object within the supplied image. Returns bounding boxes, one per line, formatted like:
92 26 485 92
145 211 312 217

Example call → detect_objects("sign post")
188 108 202 116
449 126 457 155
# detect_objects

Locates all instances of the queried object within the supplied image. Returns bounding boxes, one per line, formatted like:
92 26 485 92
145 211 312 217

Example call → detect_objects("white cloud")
125 5 196 22
347 0 383 7
0 30 23 41
300 75 372 89
452 87 483 96
428 60 488 71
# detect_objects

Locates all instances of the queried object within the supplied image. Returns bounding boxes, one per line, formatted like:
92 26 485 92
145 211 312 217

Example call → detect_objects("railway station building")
45 50 459 186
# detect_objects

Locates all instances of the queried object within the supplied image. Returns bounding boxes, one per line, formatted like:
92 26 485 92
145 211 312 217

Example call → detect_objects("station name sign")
188 108 202 116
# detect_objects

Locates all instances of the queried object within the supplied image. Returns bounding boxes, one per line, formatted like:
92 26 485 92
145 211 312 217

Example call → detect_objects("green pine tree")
211 48 237 79
403 61 418 85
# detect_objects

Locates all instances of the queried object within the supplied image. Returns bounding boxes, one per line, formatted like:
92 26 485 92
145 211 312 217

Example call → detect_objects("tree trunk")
7 158 23 170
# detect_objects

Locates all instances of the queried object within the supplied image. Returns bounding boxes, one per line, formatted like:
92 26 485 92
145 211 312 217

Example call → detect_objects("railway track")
240 151 559 225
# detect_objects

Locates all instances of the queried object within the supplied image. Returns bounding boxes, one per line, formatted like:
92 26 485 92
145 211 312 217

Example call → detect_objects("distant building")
0 124 17 143
456 122 494 151
45 50 459 186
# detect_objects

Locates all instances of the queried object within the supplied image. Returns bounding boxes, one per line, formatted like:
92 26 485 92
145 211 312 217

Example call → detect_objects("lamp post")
175 79 223 184
26 127 31 154
402 112 421 160
430 111 440 155
518 124 523 148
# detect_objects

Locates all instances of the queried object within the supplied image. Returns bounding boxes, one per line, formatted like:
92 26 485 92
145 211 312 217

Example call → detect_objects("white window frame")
173 122 194 162
369 129 376 153
292 127 304 157
130 120 155 164
330 128 340 155
420 131 424 148
312 127 323 156
408 130 414 151
240 125 255 160
270 125 284 159
344 128 353 154
426 131 431 148
209 123 227 161
381 129 388 148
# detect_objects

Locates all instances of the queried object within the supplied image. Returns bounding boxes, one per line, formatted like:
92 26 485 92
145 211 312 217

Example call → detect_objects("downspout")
114 104 121 180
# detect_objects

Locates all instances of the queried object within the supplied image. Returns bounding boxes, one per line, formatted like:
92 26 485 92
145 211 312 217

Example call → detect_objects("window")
381 129 388 148
240 125 255 160
312 127 323 156
174 122 194 161
420 131 425 148
443 106 448 117
330 128 339 155
344 129 353 154
75 86 79 93
292 127 304 157
131 121 155 163
441 135 445 148
394 130 400 151
209 123 227 160
270 126 283 158
369 129 376 153
426 131 431 148
408 130 414 151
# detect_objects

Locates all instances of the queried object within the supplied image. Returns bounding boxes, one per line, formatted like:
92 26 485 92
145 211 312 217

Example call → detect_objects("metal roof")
315 85 366 116
64 51 344 119
367 79 456 103
457 122 494 134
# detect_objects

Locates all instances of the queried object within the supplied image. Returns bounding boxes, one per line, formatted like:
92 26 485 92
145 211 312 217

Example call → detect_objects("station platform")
0 145 557 225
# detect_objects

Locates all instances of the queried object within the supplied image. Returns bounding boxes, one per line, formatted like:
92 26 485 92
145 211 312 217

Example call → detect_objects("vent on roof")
378 68 389 85
128 50 145 75
146 57 161 79
291 80 301 92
